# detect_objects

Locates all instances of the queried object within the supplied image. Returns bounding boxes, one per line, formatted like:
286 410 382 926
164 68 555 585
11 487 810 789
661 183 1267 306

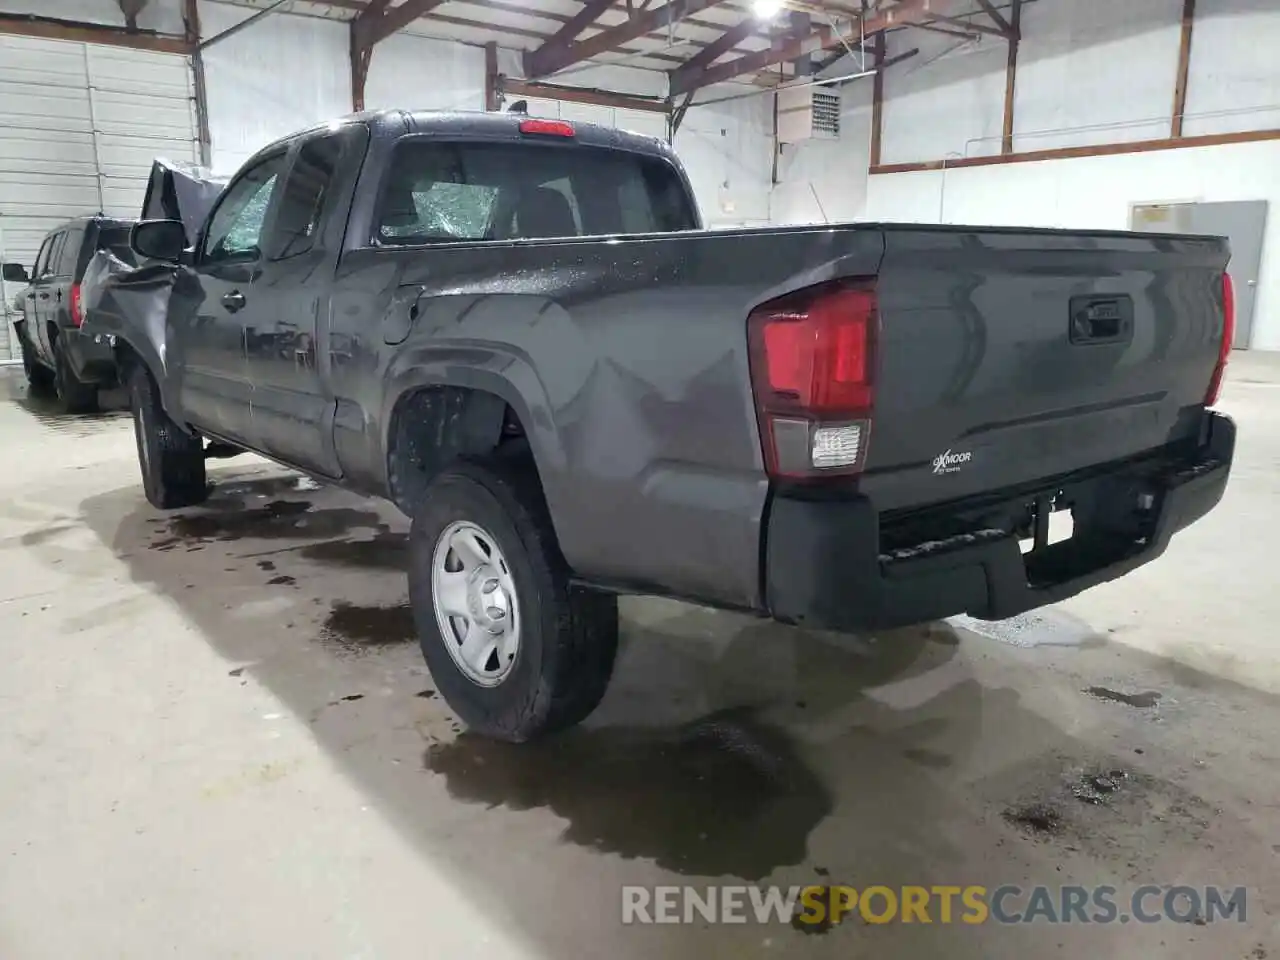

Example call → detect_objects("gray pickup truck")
85 109 1236 742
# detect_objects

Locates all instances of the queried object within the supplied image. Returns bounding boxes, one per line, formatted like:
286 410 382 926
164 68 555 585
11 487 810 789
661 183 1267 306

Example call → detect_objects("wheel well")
386 385 530 512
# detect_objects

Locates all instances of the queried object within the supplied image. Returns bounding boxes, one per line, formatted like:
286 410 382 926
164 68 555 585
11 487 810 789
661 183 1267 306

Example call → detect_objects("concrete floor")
1 359 1279 960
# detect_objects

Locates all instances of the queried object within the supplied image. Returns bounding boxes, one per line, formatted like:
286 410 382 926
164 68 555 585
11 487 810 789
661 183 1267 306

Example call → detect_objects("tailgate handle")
1069 295 1133 345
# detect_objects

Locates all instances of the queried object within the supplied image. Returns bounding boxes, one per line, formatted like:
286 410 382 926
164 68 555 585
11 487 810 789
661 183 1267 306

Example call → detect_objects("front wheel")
128 365 208 509
408 460 619 742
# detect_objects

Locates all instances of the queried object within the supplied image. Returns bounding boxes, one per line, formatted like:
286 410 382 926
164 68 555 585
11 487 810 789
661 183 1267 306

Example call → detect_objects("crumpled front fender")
81 249 202 424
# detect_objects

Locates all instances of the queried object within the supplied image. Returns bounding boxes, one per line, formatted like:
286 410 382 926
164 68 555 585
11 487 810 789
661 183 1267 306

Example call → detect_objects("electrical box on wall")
777 87 840 144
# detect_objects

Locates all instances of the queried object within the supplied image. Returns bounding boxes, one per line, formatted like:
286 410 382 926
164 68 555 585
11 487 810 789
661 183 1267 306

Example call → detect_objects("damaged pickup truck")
85 109 1236 741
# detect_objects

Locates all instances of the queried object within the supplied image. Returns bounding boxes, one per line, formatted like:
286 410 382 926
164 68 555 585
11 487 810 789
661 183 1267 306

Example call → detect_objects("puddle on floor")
320 601 416 650
300 530 410 570
156 500 384 543
1085 686 1162 709
423 707 831 880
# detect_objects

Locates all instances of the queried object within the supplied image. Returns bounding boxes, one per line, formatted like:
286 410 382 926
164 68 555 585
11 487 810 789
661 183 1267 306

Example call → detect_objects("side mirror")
131 219 188 263
2 262 29 283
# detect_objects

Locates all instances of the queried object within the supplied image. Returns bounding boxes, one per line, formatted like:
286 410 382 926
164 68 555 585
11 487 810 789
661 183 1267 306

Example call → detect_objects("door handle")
56 290 62 301
39 292 49 300
222 290 247 313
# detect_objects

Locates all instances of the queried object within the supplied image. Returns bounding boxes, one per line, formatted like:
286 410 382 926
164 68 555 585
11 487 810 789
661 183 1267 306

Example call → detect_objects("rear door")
242 127 362 476
861 226 1230 513
49 222 86 337
29 232 64 363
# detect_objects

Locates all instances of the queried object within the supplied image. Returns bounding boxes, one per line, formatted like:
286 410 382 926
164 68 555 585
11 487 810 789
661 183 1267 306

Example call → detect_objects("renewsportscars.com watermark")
621 884 1248 927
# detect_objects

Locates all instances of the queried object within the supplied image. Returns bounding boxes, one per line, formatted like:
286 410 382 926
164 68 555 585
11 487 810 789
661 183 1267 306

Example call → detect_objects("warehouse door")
0 35 199 361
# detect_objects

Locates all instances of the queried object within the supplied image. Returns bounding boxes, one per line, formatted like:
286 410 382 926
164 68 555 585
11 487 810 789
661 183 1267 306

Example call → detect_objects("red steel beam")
526 0 729 78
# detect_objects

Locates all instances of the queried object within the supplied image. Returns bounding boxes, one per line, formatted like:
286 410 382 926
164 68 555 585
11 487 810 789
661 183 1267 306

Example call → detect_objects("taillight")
519 118 575 137
1205 272 1234 406
747 280 877 479
70 284 83 327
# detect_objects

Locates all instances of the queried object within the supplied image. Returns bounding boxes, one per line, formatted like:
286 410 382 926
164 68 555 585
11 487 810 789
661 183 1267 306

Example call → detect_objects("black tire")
19 331 55 395
408 459 619 742
53 339 99 414
128 365 208 509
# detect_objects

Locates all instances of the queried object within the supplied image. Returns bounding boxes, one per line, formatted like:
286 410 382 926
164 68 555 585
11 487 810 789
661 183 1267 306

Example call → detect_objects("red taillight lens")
69 284 83 327
1205 272 1234 406
748 280 877 478
519 118 575 137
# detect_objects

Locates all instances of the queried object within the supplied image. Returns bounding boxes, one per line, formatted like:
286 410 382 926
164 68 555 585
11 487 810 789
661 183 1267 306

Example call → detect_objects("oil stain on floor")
423 708 832 880
300 530 409 570
320 601 416 651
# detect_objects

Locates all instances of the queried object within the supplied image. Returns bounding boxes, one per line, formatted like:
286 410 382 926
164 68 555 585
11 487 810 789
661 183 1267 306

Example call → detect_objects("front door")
182 151 288 444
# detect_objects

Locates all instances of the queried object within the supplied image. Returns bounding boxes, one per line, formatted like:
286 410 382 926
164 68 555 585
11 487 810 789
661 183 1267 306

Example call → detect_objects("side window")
375 143 499 245
56 227 84 275
201 153 286 263
267 134 344 260
41 233 66 277
32 236 54 279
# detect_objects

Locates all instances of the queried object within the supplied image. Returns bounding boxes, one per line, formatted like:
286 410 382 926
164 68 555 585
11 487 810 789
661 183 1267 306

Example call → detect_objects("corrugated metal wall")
0 33 197 361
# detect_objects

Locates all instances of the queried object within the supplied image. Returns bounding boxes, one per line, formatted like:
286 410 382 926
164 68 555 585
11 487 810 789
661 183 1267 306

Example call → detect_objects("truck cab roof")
255 109 677 167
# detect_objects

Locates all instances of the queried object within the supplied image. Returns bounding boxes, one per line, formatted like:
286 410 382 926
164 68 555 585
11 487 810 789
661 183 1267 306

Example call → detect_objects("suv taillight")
1205 271 1234 406
747 280 877 478
69 284 84 330
68 284 83 330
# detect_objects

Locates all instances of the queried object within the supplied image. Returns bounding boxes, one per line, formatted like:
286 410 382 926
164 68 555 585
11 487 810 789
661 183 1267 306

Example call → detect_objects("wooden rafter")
525 0 730 78
669 0 935 96
870 32 885 167
0 11 190 53
669 18 755 84
1001 0 1021 153
1171 0 1196 137
973 0 1014 36
523 0 615 79
353 0 446 49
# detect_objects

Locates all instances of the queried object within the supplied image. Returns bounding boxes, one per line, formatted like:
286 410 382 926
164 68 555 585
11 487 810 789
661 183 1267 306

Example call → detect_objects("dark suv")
9 216 135 413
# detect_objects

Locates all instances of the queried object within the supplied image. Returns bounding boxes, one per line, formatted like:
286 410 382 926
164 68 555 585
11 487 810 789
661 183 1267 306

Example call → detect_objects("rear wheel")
128 365 208 509
408 459 619 742
19 331 55 396
53 339 99 414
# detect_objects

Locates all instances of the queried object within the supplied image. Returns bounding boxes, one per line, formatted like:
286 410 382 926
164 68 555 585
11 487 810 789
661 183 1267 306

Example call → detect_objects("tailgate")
861 226 1230 513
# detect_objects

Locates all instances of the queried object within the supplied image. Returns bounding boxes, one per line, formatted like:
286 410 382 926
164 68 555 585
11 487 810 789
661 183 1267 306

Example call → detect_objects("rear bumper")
764 410 1235 632
63 329 118 384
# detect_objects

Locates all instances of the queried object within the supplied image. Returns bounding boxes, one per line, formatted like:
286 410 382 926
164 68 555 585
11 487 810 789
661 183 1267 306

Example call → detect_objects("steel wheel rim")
430 520 521 687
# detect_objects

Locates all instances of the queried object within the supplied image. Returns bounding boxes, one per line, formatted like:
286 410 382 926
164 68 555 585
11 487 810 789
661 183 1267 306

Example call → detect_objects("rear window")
374 139 696 245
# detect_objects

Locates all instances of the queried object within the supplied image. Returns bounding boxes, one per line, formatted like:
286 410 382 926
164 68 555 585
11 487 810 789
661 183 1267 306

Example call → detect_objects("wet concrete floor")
2 364 1280 958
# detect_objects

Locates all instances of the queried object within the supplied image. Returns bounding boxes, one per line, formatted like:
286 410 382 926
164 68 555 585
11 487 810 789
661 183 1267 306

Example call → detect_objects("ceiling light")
752 0 785 18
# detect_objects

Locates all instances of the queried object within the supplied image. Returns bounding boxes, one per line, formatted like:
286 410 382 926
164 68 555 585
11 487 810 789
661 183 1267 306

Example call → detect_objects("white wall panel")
676 88 773 227
199 0 349 174
772 79 872 225
863 139 1280 349
1013 0 1182 152
1182 0 1280 135
363 31 485 114
880 28 1006 163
